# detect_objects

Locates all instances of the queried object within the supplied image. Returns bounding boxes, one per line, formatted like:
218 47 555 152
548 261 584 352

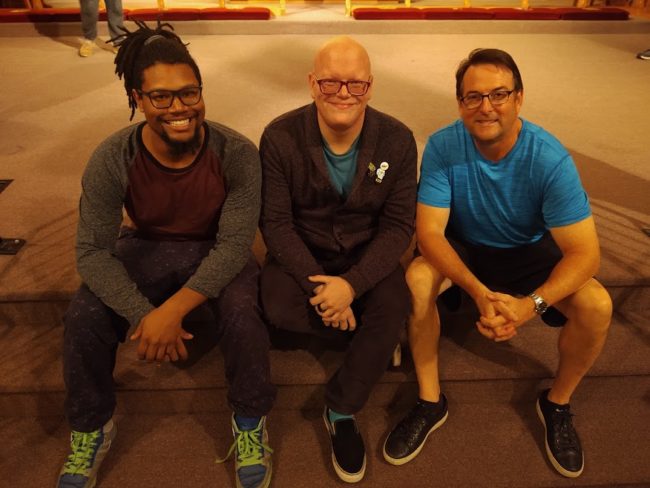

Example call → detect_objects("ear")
308 72 317 100
514 89 524 113
133 89 145 113
366 75 374 100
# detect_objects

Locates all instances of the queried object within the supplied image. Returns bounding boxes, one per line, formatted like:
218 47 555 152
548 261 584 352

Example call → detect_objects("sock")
328 408 354 424
235 415 261 431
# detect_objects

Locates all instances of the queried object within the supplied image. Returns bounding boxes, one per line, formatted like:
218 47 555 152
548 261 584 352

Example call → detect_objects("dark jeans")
260 258 409 415
64 234 275 432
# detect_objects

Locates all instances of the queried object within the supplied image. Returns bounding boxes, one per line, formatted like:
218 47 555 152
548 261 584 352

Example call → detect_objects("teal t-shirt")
323 138 360 198
417 119 591 248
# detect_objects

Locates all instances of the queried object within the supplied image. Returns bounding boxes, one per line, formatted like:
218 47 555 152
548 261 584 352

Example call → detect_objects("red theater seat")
352 8 424 20
127 8 201 21
28 7 80 22
0 7 31 21
559 7 629 20
486 8 561 20
421 8 494 20
199 7 272 20
0 6 130 22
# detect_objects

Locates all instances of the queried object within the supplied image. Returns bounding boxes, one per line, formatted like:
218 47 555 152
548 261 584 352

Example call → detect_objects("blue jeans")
79 0 124 41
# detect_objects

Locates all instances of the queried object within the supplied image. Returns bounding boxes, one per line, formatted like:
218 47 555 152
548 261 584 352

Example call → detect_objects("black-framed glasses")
459 89 515 109
315 78 371 96
138 86 203 109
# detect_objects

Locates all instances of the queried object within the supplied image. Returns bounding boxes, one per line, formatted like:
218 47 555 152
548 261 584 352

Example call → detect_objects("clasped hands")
130 305 193 362
475 291 537 342
308 275 357 331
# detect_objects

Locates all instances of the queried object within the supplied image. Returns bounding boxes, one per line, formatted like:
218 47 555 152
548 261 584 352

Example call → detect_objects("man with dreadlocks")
58 22 275 488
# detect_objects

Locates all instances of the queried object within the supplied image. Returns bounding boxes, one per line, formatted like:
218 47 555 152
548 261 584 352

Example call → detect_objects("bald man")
259 36 417 483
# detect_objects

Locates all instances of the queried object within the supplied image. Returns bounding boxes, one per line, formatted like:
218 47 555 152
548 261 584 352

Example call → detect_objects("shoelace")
394 403 431 436
62 430 101 475
216 425 273 468
552 410 579 451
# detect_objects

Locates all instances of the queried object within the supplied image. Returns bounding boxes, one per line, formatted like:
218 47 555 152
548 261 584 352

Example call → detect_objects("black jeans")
64 233 275 432
260 257 409 415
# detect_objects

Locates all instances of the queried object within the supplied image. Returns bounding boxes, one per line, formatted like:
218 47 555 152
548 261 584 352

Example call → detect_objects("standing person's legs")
78 0 98 56
104 0 125 42
79 0 98 41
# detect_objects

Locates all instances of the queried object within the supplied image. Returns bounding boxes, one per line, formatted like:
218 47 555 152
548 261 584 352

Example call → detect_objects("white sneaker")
79 39 94 58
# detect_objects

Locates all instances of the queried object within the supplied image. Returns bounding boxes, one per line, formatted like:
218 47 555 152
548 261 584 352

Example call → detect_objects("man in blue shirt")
383 48 612 479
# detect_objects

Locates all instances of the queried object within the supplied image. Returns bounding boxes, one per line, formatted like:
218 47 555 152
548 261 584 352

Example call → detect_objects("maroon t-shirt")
124 123 226 241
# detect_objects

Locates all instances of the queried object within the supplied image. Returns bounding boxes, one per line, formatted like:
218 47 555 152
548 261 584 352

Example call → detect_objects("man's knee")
405 257 444 313
564 280 613 332
64 286 126 346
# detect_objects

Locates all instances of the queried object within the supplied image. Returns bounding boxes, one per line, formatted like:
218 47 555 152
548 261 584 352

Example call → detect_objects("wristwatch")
528 292 549 315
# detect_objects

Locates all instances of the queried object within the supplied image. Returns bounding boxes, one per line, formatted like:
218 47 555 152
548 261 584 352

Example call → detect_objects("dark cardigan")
259 103 417 297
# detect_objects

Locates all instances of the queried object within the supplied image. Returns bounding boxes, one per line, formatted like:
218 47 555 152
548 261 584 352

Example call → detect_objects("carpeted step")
2 290 648 417
2 376 648 487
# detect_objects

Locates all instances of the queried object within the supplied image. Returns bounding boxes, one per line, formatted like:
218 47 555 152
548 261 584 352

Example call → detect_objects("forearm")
159 287 208 321
418 233 487 300
535 250 599 306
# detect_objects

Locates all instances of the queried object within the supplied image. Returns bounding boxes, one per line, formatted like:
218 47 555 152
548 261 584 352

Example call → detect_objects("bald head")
309 36 373 143
313 36 372 77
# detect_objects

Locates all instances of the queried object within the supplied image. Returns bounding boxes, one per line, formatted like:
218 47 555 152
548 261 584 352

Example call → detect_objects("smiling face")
309 37 373 139
134 62 205 160
458 63 523 160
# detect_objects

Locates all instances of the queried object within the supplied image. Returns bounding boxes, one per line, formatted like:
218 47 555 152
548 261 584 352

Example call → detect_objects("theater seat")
421 8 494 20
353 8 424 20
486 8 562 20
127 8 201 22
198 7 272 20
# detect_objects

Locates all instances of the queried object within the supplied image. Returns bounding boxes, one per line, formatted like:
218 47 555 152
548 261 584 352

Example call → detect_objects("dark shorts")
423 232 567 327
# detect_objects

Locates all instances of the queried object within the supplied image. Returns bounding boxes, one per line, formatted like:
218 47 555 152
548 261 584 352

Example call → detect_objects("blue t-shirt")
418 119 591 248
323 137 360 198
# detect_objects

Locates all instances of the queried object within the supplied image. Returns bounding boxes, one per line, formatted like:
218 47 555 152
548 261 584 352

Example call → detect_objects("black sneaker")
383 395 448 465
323 408 366 483
536 389 584 478
637 49 650 60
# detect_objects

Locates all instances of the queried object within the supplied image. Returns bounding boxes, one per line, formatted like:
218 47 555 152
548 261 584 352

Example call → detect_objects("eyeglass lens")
318 80 369 96
147 87 202 108
462 90 512 108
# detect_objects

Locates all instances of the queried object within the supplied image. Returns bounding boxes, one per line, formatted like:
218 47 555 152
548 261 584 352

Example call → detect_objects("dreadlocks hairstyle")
112 21 203 121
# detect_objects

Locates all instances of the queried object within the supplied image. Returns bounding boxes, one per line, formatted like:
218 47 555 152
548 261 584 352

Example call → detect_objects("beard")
160 123 203 158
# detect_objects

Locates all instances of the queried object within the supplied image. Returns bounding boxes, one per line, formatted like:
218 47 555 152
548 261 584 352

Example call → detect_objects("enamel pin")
375 161 389 184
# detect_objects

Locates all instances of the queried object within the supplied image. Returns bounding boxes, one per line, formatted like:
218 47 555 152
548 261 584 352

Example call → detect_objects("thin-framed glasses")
459 89 515 109
316 78 371 96
138 86 203 109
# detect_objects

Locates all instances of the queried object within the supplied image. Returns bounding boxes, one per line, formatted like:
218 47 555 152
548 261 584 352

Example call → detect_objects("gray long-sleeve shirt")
76 121 261 326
